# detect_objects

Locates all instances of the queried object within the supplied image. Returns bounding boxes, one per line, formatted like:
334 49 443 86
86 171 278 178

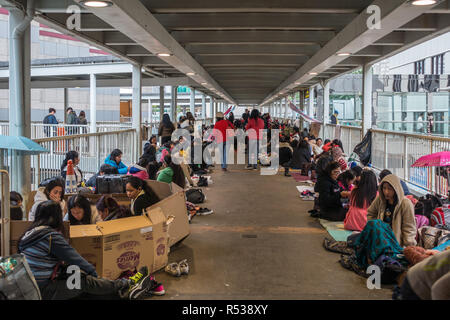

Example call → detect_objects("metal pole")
9 4 33 197
90 73 97 133
362 64 373 135
159 86 165 123
201 93 206 120
171 85 178 124
132 64 142 159
63 87 68 125
190 87 195 115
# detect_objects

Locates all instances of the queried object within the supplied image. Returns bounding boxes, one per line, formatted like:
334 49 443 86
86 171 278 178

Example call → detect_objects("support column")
170 85 177 124
201 93 206 119
209 96 214 120
132 64 142 159
362 64 373 135
9 6 31 195
190 87 195 115
63 88 68 124
147 98 152 124
159 86 165 122
322 82 330 139
308 86 315 118
89 74 97 134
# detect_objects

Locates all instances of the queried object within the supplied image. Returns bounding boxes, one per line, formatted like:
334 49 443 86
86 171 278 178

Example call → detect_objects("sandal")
179 259 189 275
165 262 181 277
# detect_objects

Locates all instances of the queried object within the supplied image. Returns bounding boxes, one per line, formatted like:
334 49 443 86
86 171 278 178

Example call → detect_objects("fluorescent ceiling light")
157 53 173 57
186 72 195 76
337 52 351 56
411 0 436 5
80 1 113 7
309 72 318 75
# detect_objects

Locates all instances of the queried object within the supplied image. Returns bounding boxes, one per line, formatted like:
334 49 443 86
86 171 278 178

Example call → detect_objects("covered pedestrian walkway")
154 164 392 300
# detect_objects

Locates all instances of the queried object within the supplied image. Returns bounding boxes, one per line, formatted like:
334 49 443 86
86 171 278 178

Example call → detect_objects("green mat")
319 219 354 242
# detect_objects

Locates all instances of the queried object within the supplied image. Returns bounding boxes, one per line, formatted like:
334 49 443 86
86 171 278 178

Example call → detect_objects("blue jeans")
221 143 227 169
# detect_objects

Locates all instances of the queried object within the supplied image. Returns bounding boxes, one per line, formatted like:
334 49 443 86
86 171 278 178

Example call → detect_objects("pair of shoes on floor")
196 208 214 216
165 259 189 277
120 266 165 300
222 168 227 172
301 196 315 201
323 238 355 255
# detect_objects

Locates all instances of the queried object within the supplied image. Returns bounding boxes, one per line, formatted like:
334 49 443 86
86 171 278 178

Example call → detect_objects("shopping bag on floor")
0 254 42 300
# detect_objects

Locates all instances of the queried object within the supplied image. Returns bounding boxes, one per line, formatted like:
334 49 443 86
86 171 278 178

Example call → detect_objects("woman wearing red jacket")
245 109 265 170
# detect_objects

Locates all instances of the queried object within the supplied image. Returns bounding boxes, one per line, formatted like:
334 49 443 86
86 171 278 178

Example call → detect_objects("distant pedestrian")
43 108 58 137
78 110 88 134
66 107 77 135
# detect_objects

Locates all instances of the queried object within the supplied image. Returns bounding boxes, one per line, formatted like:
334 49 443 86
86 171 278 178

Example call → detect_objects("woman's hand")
340 191 350 198
49 193 61 203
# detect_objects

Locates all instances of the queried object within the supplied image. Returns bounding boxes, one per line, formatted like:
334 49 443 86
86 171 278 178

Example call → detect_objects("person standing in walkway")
212 111 235 172
43 108 58 137
330 110 339 125
78 110 88 134
245 109 265 170
158 113 175 145
66 107 77 135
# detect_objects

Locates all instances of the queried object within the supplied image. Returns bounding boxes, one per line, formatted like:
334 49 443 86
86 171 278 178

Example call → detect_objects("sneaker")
128 267 152 300
197 208 214 216
147 276 165 296
222 168 227 172
179 259 189 275
245 165 253 170
165 262 181 277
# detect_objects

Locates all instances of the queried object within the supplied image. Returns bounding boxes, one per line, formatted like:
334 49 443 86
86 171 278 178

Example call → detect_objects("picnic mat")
291 172 310 182
319 219 354 242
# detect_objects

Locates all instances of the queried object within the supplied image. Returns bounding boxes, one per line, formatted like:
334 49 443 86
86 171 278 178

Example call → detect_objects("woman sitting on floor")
344 169 378 232
315 161 348 221
342 174 417 273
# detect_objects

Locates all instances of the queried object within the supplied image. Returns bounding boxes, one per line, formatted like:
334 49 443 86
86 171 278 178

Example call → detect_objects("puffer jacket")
28 188 66 221
104 156 128 174
127 164 149 180
367 174 417 247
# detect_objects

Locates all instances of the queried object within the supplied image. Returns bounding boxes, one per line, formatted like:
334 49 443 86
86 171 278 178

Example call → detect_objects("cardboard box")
5 221 70 254
146 180 190 247
70 207 171 280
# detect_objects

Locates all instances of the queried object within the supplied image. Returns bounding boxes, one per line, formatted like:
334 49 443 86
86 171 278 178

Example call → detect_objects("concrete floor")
151 165 394 300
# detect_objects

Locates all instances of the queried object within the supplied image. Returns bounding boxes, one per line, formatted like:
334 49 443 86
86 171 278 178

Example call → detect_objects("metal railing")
31 129 137 189
322 124 450 196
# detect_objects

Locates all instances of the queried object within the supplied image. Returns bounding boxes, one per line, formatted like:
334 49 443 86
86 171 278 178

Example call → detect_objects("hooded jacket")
104 156 128 174
18 226 97 289
127 164 149 180
28 188 66 222
367 174 417 247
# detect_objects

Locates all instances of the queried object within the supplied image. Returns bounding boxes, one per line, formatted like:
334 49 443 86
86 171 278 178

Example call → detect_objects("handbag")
0 254 42 300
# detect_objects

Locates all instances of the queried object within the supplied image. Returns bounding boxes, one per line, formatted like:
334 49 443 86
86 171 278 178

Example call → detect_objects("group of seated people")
311 139 449 300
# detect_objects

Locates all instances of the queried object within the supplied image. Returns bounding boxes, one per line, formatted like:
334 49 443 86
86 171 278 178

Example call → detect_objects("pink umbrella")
411 151 450 167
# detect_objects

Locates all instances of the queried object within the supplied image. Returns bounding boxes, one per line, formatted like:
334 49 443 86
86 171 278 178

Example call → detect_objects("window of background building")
431 54 444 75
414 59 425 74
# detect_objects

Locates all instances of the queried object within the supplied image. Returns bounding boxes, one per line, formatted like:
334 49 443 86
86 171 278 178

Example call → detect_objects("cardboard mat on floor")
319 219 354 242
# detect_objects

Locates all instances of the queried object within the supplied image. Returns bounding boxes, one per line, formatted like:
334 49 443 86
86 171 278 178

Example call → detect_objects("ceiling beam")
154 13 357 31
195 55 309 65
184 43 321 55
141 0 372 14
171 30 336 45
42 13 115 31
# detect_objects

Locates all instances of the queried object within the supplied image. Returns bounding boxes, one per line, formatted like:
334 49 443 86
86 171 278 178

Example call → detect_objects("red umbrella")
411 151 450 167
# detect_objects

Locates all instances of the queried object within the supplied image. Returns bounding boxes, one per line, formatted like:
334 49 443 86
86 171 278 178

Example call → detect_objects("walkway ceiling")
1 0 450 106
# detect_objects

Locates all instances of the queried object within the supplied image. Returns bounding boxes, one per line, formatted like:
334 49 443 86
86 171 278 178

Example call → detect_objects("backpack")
430 205 450 227
417 194 443 218
185 188 205 204
197 177 208 187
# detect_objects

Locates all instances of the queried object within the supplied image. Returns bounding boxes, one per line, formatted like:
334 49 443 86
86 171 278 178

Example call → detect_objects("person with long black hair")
29 177 66 221
157 155 186 188
96 195 132 221
61 150 83 185
104 149 128 174
125 176 161 216
245 109 265 170
344 169 378 231
158 113 175 144
19 200 155 300
64 194 101 225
